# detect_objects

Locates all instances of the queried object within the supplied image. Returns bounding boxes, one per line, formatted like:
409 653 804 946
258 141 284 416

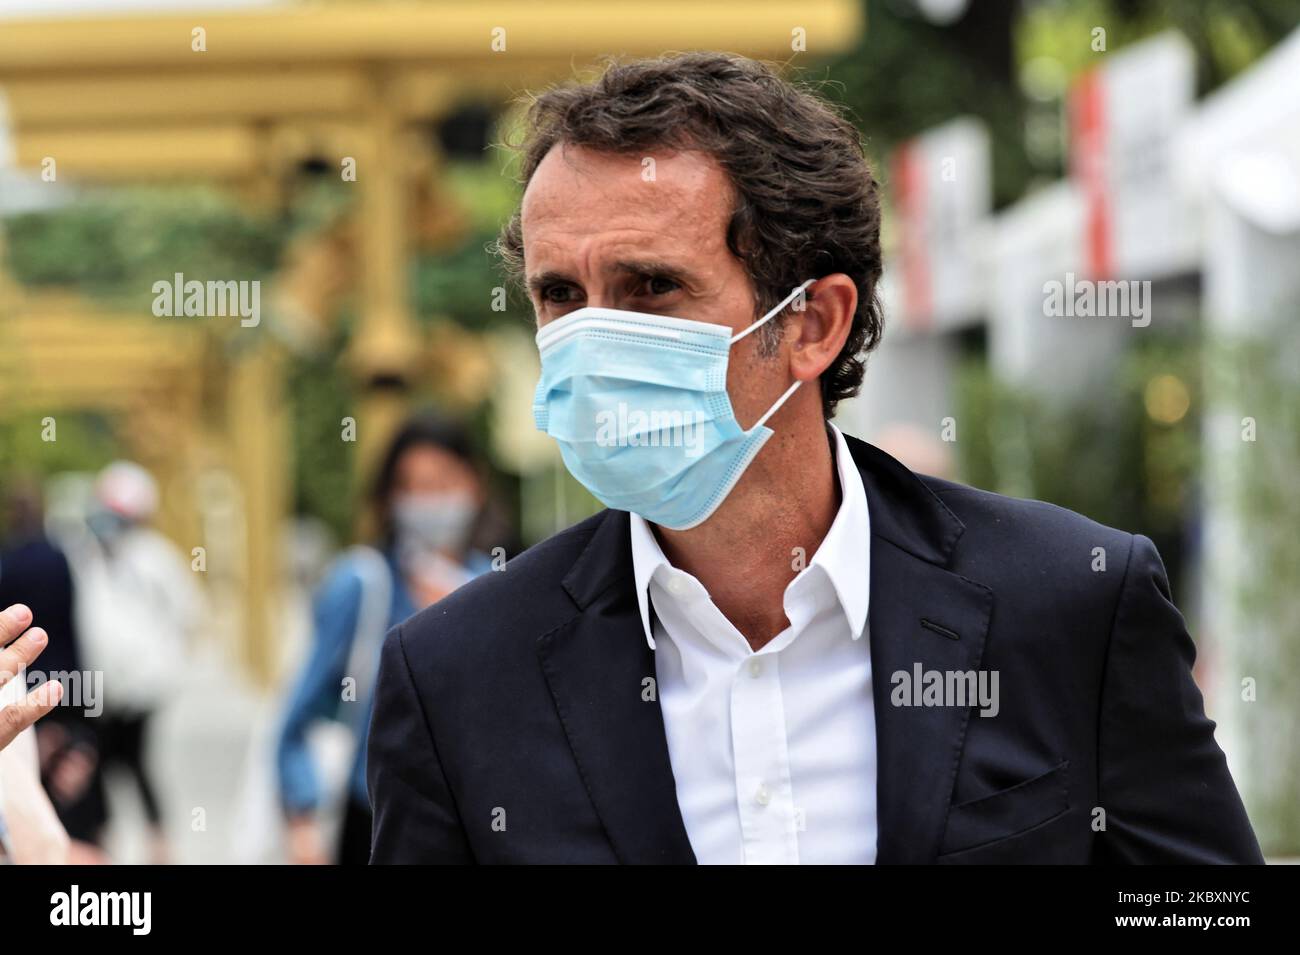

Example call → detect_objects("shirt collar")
628 421 871 650
628 499 670 651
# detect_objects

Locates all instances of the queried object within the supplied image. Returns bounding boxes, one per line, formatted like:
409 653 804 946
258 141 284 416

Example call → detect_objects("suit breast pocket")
938 759 1070 856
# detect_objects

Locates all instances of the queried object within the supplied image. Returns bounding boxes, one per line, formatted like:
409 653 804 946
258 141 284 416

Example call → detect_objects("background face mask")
392 492 478 554
532 280 814 530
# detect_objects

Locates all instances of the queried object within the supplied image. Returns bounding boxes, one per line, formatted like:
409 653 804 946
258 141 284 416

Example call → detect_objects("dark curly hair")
495 51 884 419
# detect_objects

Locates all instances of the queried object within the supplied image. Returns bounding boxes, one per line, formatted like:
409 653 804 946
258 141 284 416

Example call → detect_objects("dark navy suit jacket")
366 434 1263 864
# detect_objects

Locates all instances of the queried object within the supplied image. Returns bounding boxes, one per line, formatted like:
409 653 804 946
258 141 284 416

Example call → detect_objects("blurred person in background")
69 461 203 865
276 413 495 865
0 476 108 862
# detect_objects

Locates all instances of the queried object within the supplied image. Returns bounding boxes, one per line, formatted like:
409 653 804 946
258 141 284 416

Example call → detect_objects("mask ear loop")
753 379 803 430
732 279 816 430
729 279 817 344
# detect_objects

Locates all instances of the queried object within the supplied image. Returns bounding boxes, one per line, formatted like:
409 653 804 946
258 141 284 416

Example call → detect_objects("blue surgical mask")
532 280 815 530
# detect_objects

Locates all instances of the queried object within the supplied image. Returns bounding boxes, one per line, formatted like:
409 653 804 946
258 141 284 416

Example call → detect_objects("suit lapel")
847 436 993 864
867 539 992 863
537 509 697 864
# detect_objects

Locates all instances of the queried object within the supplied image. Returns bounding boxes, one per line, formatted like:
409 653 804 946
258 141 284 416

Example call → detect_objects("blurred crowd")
0 411 508 865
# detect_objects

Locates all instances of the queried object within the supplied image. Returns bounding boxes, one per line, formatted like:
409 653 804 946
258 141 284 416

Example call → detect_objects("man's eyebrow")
526 270 573 295
526 261 701 295
610 259 699 285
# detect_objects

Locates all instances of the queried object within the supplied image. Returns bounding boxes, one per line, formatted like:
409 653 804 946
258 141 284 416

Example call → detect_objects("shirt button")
755 784 771 807
666 577 686 596
748 658 763 678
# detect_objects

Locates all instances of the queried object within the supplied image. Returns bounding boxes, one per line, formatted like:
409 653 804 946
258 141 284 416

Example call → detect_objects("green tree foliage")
4 187 286 307
954 328 1203 598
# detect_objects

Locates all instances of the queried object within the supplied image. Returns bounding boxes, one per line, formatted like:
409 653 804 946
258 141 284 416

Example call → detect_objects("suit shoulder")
922 475 1131 545
915 477 1145 652
917 474 1136 587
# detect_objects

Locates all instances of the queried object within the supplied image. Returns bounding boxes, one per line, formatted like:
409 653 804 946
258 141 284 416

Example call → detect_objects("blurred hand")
0 739 71 864
406 554 475 610
0 603 70 864
0 604 63 752
409 576 457 609
286 815 330 865
68 839 112 865
48 742 98 806
35 720 70 771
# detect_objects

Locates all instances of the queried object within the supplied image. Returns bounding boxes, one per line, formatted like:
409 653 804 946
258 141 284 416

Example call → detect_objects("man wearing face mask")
367 53 1261 865
276 414 495 865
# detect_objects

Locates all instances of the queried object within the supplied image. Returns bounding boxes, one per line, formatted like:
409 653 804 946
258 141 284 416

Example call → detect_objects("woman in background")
276 414 496 865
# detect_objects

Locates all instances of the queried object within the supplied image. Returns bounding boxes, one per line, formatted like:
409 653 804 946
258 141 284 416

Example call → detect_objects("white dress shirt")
629 422 877 864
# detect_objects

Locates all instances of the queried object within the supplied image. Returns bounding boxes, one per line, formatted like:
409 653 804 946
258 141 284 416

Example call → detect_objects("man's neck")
654 418 840 651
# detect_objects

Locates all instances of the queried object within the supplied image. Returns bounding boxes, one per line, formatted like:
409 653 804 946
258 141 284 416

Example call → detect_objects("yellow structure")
0 288 208 553
0 1 863 682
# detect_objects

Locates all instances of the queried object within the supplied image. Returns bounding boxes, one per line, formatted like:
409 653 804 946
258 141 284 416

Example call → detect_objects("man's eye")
542 285 577 304
645 276 680 296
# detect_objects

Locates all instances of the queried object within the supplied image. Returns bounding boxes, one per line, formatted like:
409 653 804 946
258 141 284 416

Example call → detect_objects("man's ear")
786 274 857 384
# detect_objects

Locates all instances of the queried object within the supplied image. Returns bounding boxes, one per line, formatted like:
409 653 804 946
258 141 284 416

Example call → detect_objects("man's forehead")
520 144 732 247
